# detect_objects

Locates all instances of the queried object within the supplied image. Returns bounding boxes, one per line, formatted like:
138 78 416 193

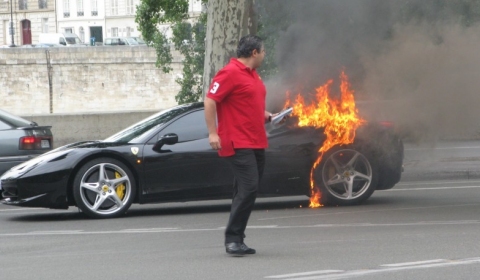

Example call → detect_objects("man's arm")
204 97 221 150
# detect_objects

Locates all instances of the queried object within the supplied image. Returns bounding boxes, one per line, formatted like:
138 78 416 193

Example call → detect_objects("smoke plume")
261 0 480 141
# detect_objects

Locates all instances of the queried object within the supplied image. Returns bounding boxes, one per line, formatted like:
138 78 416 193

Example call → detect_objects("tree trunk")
202 0 257 98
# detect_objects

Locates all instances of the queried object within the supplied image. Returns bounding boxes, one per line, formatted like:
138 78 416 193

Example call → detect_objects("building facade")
55 0 202 45
0 0 202 46
56 0 107 43
0 0 56 46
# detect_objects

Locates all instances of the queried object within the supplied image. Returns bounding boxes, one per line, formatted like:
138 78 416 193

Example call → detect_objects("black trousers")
224 148 265 244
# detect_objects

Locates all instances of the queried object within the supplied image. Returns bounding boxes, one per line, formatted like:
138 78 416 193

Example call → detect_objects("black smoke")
259 0 480 141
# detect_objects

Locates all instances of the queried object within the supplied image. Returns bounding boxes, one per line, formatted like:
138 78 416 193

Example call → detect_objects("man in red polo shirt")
204 35 278 256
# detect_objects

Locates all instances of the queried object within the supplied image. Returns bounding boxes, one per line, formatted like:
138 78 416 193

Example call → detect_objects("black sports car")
0 102 403 218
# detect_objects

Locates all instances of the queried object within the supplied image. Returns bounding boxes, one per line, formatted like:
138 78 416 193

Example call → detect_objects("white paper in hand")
271 107 293 127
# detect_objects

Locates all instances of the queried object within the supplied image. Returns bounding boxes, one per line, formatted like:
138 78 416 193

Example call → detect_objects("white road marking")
29 230 84 234
404 146 480 151
265 257 480 280
381 259 446 267
121 228 178 231
265 270 344 279
0 208 53 212
247 225 279 229
385 185 480 191
397 180 480 186
0 220 477 237
258 203 480 221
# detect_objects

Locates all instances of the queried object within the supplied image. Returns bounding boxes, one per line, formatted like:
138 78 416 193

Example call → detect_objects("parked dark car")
0 109 53 177
0 103 403 218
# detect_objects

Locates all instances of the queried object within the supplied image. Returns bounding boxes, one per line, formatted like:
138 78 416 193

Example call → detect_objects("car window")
0 119 11 130
66 37 78 44
103 104 201 143
125 38 138 45
159 110 208 143
0 109 31 127
135 37 145 44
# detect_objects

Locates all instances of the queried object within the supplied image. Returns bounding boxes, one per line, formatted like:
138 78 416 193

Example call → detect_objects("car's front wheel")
73 158 136 218
314 147 378 206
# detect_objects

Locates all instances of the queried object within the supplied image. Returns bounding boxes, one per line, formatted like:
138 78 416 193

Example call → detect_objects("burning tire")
73 158 136 218
314 147 378 206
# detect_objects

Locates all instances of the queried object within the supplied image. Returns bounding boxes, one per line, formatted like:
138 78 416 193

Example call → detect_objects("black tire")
313 146 378 206
73 157 136 218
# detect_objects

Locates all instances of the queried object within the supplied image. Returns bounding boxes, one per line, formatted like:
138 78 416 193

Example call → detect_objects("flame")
285 71 365 208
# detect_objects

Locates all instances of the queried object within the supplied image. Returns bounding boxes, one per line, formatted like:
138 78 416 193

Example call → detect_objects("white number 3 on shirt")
210 82 220 94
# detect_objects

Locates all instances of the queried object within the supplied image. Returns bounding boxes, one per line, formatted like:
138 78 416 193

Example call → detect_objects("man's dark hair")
236 35 263 58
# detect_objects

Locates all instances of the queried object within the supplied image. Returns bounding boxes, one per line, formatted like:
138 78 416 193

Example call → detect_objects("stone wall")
0 46 182 115
21 110 158 148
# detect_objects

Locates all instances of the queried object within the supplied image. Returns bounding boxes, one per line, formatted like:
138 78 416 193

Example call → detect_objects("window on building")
79 27 85 42
111 27 118 37
41 18 48 33
38 0 47 9
126 27 132 37
77 0 84 16
65 27 73 34
19 0 27 10
91 0 98 16
63 0 70 17
111 0 118 15
3 20 8 45
126 0 134 15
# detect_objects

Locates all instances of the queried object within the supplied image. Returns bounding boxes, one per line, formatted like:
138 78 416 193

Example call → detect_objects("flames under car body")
0 102 403 215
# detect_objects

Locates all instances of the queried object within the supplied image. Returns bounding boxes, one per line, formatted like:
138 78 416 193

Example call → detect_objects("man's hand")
209 133 222 150
205 97 220 150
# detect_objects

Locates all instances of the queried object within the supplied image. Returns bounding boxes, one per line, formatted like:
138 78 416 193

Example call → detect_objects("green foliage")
171 12 207 104
136 0 206 104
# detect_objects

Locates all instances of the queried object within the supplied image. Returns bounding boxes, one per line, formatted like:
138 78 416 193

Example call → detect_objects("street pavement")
1 141 480 279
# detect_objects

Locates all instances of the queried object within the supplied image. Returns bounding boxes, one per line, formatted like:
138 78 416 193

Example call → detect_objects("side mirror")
153 133 178 152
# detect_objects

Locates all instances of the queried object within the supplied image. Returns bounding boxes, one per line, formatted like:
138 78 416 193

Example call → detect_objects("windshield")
134 37 146 44
103 104 198 143
125 38 139 45
65 37 81 44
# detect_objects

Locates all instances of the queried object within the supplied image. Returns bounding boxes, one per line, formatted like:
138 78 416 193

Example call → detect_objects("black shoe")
240 243 256 254
225 242 256 255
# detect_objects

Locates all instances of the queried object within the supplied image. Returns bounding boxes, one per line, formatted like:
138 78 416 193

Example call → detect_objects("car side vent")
48 154 68 162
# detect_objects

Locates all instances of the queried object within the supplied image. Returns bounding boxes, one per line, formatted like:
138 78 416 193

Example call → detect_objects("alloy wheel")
321 149 373 201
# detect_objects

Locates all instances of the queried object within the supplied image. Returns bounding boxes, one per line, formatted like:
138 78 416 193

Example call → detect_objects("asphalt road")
1 141 480 280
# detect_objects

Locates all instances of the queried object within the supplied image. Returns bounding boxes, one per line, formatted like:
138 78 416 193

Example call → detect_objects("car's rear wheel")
73 158 136 218
314 147 378 206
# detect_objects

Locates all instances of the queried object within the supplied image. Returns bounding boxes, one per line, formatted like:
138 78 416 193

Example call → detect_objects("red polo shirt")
206 58 268 157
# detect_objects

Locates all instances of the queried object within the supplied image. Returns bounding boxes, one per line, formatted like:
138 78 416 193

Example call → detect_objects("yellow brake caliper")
115 172 126 200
